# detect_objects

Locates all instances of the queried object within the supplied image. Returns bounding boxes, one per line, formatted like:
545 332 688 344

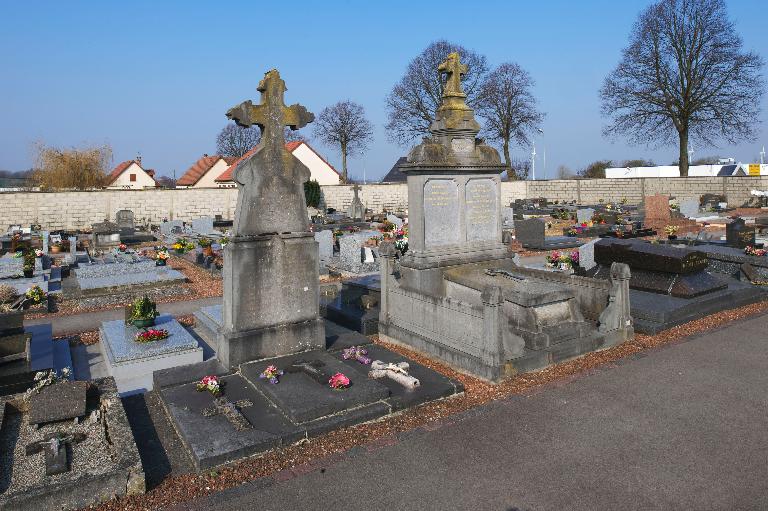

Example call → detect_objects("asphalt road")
176 313 768 511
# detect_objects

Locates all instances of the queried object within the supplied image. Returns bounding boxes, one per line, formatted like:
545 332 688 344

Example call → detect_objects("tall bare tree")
216 123 261 158
601 0 764 176
216 123 308 158
312 100 373 183
385 40 489 145
476 63 544 178
33 142 111 190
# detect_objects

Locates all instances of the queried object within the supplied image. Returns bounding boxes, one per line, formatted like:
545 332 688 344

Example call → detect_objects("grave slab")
99 315 203 395
27 381 88 425
240 350 390 424
159 374 302 470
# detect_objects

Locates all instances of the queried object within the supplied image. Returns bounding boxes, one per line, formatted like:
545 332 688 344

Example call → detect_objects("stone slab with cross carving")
158 374 303 470
240 350 390 424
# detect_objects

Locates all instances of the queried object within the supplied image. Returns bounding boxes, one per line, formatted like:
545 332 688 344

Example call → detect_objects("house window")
130 174 136 182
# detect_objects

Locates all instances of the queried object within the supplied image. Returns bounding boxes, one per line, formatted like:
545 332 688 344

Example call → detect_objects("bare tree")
556 165 574 180
385 40 489 145
216 123 309 158
216 123 261 158
476 63 544 178
312 100 373 183
508 158 531 180
601 0 764 176
33 142 111 190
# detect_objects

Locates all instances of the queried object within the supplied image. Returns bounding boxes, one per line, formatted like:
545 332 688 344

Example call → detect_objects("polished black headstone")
594 239 708 274
726 218 755 248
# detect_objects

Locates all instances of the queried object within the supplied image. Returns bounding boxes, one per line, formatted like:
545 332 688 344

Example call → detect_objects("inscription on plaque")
424 179 459 247
465 179 497 242
451 138 473 154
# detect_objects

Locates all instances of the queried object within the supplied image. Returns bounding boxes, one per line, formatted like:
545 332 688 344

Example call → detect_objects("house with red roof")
106 157 158 189
176 154 236 188
215 141 341 187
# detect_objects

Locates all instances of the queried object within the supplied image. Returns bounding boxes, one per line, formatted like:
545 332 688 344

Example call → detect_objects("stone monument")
220 69 324 367
399 53 507 270
378 53 633 381
347 184 365 221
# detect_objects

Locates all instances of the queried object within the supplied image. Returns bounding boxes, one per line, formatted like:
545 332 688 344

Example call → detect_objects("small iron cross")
285 359 329 386
26 432 87 476
202 396 254 432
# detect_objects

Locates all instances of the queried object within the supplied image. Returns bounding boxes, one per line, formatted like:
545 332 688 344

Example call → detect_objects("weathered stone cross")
26 432 87 476
225 69 315 236
202 396 254 432
438 52 467 98
368 360 420 389
227 69 314 160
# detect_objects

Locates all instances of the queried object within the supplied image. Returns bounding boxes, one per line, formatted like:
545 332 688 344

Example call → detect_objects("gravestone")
514 218 581 250
92 220 121 248
220 68 324 367
347 185 365 221
593 239 723 297
115 209 136 235
726 217 755 248
644 195 671 224
578 238 599 271
28 381 88 425
192 216 215 235
576 208 595 224
160 220 184 236
41 231 49 253
501 207 515 228
386 214 404 229
314 230 333 262
679 199 700 219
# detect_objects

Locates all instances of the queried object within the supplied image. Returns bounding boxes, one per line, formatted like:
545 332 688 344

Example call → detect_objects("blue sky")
1 0 766 180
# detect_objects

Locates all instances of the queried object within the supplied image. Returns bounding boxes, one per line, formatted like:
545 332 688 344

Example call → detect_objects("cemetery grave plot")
72 253 186 297
0 378 144 511
587 238 766 333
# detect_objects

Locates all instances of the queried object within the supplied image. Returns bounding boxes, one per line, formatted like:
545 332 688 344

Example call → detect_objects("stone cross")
202 396 254 432
438 52 467 98
26 432 86 476
368 360 420 389
285 359 329 386
352 184 361 201
225 69 315 236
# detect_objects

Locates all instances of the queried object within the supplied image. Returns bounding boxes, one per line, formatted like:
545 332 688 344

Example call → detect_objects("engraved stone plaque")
424 179 459 247
465 179 497 242
451 138 473 154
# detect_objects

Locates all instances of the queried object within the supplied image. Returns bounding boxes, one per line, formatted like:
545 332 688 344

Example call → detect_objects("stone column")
378 242 397 327
42 231 49 254
480 285 505 381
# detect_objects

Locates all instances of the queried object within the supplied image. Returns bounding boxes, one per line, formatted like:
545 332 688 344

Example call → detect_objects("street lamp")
533 128 546 180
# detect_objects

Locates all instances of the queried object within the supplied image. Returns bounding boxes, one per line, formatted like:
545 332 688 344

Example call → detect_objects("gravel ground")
0 399 113 497
27 254 223 320
80 297 768 511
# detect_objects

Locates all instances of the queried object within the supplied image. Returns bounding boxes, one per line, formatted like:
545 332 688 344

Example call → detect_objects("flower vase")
132 318 155 328
23 268 33 278
156 259 166 266
50 246 61 254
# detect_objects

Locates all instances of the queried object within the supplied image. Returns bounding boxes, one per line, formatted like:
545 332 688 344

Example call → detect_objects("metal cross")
202 396 254 432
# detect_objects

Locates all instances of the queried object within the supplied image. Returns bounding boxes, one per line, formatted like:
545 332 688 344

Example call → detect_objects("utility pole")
531 142 536 181
761 146 766 165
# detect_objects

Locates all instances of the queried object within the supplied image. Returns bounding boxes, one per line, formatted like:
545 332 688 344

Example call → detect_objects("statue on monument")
226 69 315 236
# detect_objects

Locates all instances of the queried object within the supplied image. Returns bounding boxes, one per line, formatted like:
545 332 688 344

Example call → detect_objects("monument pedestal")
219 233 325 368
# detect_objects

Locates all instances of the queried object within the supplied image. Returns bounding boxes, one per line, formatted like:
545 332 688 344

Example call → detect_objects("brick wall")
2 176 766 230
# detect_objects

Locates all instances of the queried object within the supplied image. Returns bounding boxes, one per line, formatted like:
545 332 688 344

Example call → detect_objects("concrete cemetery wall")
1 176 767 229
